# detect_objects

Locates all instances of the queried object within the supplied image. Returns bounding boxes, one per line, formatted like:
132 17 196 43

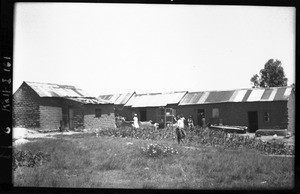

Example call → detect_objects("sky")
13 3 295 97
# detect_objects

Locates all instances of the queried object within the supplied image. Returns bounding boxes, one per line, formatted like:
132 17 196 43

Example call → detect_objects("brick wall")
226 102 288 129
72 107 85 130
177 101 288 130
117 107 133 121
13 82 40 128
58 99 84 130
40 97 85 130
146 108 159 122
39 106 62 130
287 90 295 134
84 104 115 130
122 105 177 124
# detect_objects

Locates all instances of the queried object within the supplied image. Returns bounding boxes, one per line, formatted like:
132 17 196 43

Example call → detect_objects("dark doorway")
140 109 147 121
68 107 74 130
197 109 205 126
248 111 258 132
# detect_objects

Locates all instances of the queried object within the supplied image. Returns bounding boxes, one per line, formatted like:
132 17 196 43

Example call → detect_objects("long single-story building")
107 86 294 133
98 92 135 116
13 81 116 131
177 86 295 133
116 91 187 127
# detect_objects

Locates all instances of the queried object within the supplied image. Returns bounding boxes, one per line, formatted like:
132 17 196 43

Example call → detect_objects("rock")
13 138 30 145
13 128 28 140
284 132 292 139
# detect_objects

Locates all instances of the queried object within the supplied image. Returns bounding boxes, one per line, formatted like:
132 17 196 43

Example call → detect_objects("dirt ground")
13 127 85 139
13 127 294 146
13 127 86 145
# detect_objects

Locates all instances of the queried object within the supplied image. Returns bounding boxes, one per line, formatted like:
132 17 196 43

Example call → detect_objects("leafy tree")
250 74 260 88
250 59 288 88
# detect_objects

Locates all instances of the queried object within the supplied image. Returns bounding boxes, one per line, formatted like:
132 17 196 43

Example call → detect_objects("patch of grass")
14 133 294 189
96 154 126 171
142 181 157 189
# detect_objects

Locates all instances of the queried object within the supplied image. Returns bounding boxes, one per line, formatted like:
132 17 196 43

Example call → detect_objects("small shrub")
141 143 178 158
95 126 294 156
13 150 51 170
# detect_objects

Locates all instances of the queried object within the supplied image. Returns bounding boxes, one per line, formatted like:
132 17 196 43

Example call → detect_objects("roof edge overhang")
123 92 136 105
179 100 288 106
130 103 179 108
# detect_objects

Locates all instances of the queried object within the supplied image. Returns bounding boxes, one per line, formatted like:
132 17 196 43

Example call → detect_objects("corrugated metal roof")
205 91 235 103
66 97 112 104
179 87 293 105
98 93 135 105
125 91 187 108
25 81 90 97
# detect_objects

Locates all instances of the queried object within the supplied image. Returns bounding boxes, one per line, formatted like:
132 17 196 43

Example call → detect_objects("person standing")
187 115 194 130
174 115 186 144
133 113 139 130
180 114 186 127
201 113 206 128
179 114 186 139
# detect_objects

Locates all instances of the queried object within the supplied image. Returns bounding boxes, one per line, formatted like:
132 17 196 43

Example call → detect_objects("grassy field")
13 132 294 189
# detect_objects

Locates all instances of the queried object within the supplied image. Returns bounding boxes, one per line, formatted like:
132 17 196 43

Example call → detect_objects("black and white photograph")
11 2 295 189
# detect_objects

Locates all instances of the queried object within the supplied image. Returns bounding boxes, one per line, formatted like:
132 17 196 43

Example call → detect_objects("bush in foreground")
96 126 294 155
13 150 51 171
141 143 178 158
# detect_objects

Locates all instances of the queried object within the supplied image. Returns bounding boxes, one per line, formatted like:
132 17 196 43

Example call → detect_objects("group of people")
115 114 139 129
117 113 202 145
172 114 195 144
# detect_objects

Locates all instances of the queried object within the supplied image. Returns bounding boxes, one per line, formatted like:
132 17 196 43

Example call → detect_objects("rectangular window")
212 108 219 118
95 109 102 118
264 112 270 122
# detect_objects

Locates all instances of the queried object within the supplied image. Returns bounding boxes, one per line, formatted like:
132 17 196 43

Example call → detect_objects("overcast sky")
13 3 295 97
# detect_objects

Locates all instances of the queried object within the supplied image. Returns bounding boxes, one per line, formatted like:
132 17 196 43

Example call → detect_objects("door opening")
68 107 74 130
248 111 258 133
140 109 147 121
197 109 205 127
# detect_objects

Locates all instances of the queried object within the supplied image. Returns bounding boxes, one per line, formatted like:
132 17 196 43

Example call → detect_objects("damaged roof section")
125 91 187 108
25 81 90 97
179 87 294 105
98 92 135 105
24 81 112 104
66 97 112 104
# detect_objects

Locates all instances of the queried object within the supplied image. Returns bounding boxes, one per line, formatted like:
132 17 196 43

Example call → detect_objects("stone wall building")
13 81 115 131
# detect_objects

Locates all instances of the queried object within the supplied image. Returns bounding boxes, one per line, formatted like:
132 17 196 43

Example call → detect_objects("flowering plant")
141 143 178 158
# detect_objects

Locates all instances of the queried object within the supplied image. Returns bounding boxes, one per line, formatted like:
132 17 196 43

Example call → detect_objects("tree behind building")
250 59 288 88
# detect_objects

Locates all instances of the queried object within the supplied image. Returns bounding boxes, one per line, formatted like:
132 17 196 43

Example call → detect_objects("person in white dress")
133 113 139 129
